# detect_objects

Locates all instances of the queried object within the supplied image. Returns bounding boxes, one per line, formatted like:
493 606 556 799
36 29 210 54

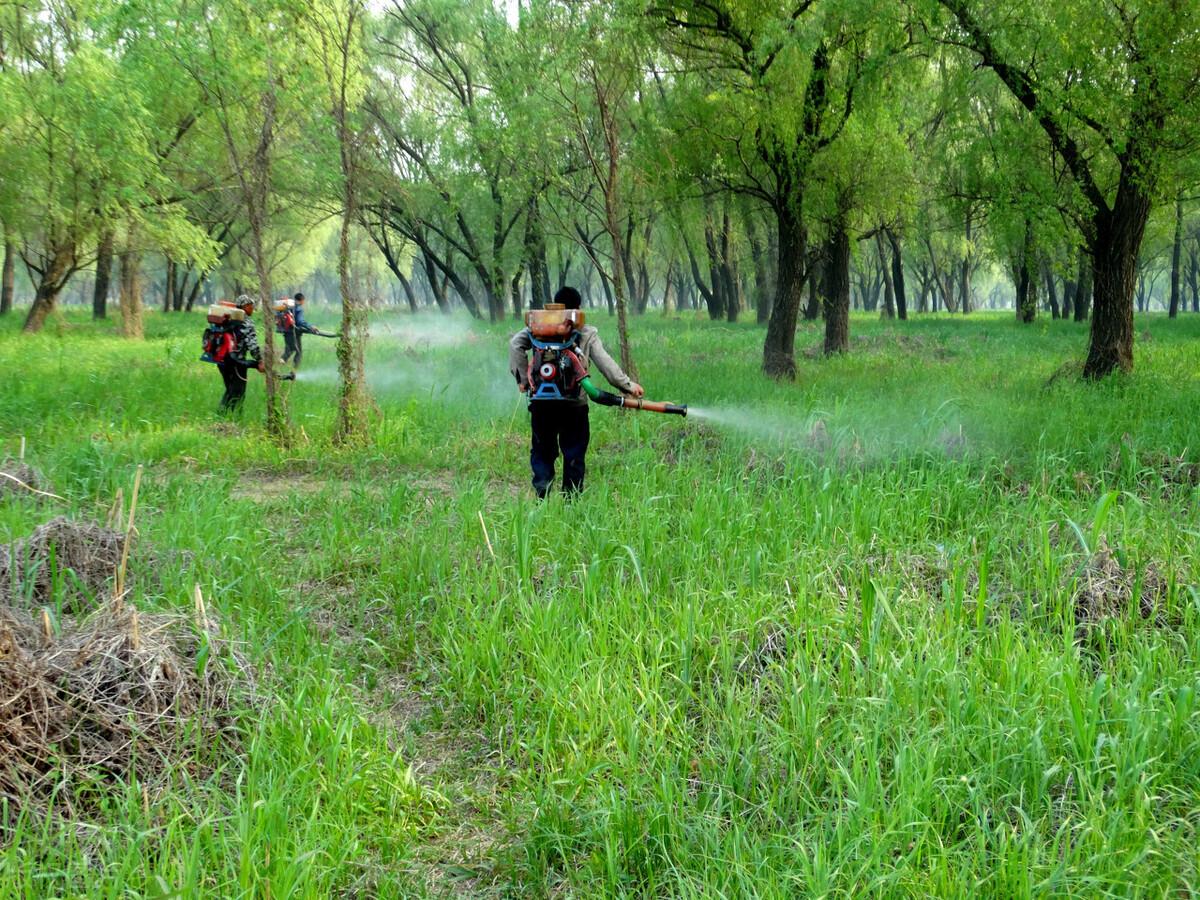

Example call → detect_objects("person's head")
235 294 255 315
293 292 305 304
553 286 582 310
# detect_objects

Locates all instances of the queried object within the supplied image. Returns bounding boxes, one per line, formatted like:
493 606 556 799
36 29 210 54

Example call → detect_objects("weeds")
0 310 1199 895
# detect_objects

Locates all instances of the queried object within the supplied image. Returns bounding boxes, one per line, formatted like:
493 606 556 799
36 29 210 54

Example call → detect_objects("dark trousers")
282 330 302 366
218 362 248 413
530 402 590 497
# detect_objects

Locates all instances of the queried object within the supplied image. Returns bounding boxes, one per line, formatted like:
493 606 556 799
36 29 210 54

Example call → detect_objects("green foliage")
3 310 1200 893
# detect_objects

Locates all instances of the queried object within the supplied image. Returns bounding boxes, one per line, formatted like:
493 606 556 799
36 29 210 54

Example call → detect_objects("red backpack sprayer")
523 305 687 416
200 302 245 365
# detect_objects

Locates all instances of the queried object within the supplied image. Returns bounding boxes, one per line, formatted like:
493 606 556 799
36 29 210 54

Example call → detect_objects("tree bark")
1 238 14 316
702 204 726 320
744 203 771 324
22 242 77 333
824 220 850 354
959 216 972 315
1041 259 1060 319
164 257 176 313
877 232 895 320
1188 242 1199 313
763 205 806 377
805 266 821 320
1084 191 1149 377
1016 220 1037 324
1074 248 1092 322
886 229 907 320
119 248 144 339
1169 193 1183 318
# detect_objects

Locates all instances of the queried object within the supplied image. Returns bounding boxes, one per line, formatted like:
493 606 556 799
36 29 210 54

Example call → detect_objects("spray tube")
579 375 687 417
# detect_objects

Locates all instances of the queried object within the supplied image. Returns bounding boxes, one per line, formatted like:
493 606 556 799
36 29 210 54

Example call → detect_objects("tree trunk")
164 258 176 313
1188 243 1199 313
745 204 771 324
1041 259 1060 319
397 270 418 312
119 249 144 339
662 259 676 314
886 229 907 320
1083 186 1150 378
702 205 726 320
1084 229 1137 381
960 216 972 315
1 238 14 315
763 204 806 378
186 277 204 312
523 196 549 310
824 220 850 354
1169 194 1183 318
720 201 739 323
1062 249 1076 320
805 267 820 320
421 249 452 314
877 232 895 320
687 240 719 320
93 232 114 319
22 243 76 332
1015 219 1037 323
1074 247 1092 322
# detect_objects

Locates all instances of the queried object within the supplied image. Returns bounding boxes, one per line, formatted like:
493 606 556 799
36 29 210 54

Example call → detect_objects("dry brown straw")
0 471 65 501
114 465 144 604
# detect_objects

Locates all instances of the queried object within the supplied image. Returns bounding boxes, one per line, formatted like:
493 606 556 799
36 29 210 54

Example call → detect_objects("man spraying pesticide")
201 294 293 415
509 286 686 498
275 292 338 372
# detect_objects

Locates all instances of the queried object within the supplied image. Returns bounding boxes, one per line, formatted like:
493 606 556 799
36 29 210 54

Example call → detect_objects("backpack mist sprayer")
523 306 687 417
200 303 245 364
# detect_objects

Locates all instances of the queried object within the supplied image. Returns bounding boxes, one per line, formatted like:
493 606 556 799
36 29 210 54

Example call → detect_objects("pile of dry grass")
0 460 46 500
0 518 125 612
1072 541 1169 636
0 518 252 827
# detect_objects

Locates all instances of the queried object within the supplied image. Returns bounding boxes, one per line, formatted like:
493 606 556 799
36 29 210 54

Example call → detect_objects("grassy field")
2 308 1199 897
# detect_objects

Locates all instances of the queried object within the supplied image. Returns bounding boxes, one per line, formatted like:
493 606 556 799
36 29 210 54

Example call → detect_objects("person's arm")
237 323 262 367
295 306 318 334
585 332 642 395
509 329 532 390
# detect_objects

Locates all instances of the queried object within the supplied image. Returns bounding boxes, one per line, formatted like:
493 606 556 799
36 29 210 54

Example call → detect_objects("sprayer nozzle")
666 404 687 417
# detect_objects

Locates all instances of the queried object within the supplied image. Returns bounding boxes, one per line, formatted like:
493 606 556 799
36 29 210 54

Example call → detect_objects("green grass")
2 307 1199 897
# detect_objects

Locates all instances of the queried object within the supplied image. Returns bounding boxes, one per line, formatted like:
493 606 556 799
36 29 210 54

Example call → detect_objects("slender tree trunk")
702 204 725 320
877 231 895 320
93 231 114 319
1042 260 1060 319
1 238 15 315
746 210 772 324
763 204 806 377
1015 220 1038 323
1062 248 1076 320
884 230 906 320
960 216 972 315
186 278 203 312
1074 246 1092 322
824 219 850 354
421 248 452 314
1169 194 1183 318
1188 244 1199 313
523 196 549 310
119 248 144 339
686 240 718 320
805 267 821 320
164 258 176 313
